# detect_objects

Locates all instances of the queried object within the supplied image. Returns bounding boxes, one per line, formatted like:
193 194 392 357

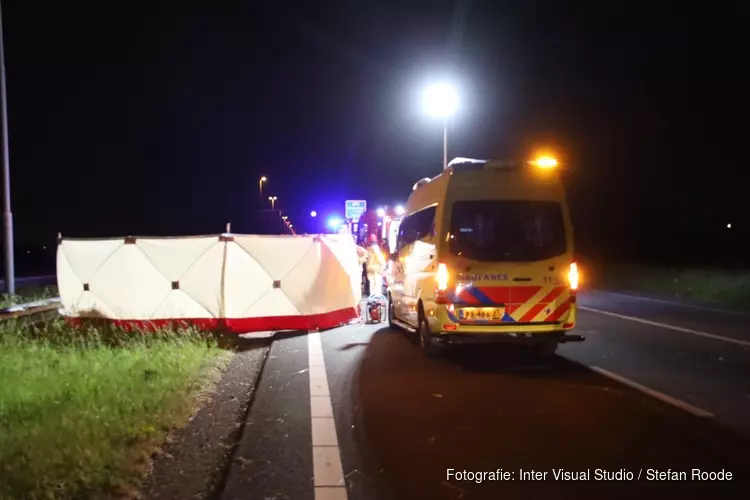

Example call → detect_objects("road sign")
345 200 367 219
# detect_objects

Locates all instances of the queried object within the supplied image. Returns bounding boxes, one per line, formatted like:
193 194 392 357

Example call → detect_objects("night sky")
2 1 746 266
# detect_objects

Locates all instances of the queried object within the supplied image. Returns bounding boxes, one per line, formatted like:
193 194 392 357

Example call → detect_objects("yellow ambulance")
386 155 584 357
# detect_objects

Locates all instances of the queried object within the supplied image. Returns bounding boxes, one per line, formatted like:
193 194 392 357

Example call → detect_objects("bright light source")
423 84 458 119
376 208 385 218
269 196 277 200
282 216 288 220
260 176 267 182
727 223 732 229
327 217 342 229
395 205 405 216
436 262 449 291
310 211 317 217
531 156 558 169
377 222 382 227
569 262 579 290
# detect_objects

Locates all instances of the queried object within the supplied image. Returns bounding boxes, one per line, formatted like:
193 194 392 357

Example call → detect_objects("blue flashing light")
327 217 342 230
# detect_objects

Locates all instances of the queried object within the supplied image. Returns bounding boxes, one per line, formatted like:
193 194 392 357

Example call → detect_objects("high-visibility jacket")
356 245 369 265
366 244 385 274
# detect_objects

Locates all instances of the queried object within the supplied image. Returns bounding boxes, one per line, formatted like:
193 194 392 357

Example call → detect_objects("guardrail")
0 297 62 324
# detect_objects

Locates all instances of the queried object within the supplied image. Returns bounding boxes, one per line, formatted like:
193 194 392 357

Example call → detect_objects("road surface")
0 274 56 291
220 290 750 500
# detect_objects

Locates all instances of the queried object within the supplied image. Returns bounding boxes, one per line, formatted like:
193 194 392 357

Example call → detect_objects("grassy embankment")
1 285 60 308
0 317 232 499
584 262 750 310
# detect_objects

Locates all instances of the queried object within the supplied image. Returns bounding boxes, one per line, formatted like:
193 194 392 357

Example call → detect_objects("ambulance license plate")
458 307 502 321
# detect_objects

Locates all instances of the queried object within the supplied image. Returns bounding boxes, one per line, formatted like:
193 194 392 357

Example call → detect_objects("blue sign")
345 200 367 219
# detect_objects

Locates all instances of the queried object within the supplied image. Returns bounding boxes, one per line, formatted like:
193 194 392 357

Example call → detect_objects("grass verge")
0 318 232 500
585 262 750 310
1 285 59 308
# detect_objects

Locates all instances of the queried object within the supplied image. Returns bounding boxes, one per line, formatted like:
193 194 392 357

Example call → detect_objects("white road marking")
315 486 349 500
591 291 750 316
308 332 348 498
579 306 750 347
590 366 714 418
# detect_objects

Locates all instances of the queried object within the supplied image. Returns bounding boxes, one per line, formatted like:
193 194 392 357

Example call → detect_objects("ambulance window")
449 200 566 261
397 216 416 250
397 207 436 250
412 206 436 241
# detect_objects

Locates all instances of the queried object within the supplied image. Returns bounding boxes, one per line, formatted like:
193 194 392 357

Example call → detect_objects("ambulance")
386 155 584 357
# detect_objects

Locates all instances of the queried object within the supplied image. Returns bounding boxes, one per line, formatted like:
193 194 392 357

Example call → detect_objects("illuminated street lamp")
423 83 458 170
259 176 267 203
268 196 277 210
310 210 317 217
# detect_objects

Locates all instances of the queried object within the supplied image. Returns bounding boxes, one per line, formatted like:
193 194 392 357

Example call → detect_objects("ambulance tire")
533 340 558 358
387 294 398 330
418 310 440 358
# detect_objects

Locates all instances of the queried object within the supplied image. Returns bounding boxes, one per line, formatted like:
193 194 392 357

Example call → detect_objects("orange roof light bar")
529 155 558 169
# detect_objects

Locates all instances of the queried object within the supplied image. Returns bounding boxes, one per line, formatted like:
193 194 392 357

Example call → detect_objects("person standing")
365 234 385 296
356 243 369 295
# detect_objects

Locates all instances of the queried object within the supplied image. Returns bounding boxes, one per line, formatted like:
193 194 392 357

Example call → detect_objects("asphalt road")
0 274 56 291
225 291 750 499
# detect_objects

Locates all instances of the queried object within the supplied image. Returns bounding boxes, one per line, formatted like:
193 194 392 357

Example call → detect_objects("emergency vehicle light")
529 155 558 169
412 177 433 191
447 157 488 168
448 158 519 172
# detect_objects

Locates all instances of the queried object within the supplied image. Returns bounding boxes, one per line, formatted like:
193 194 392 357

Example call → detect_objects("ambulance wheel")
387 294 398 330
418 313 440 358
533 341 558 358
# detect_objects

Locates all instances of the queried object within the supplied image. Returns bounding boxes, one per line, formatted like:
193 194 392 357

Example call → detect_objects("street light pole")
0 1 15 294
259 176 267 204
443 119 448 170
422 83 457 173
269 196 277 210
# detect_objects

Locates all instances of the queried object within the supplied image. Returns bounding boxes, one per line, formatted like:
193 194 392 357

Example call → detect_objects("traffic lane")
579 290 750 343
356 329 749 500
560 309 750 437
0 275 56 289
319 323 396 500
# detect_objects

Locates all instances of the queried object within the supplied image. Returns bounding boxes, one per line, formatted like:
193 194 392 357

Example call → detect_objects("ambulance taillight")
568 262 579 291
436 262 450 304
